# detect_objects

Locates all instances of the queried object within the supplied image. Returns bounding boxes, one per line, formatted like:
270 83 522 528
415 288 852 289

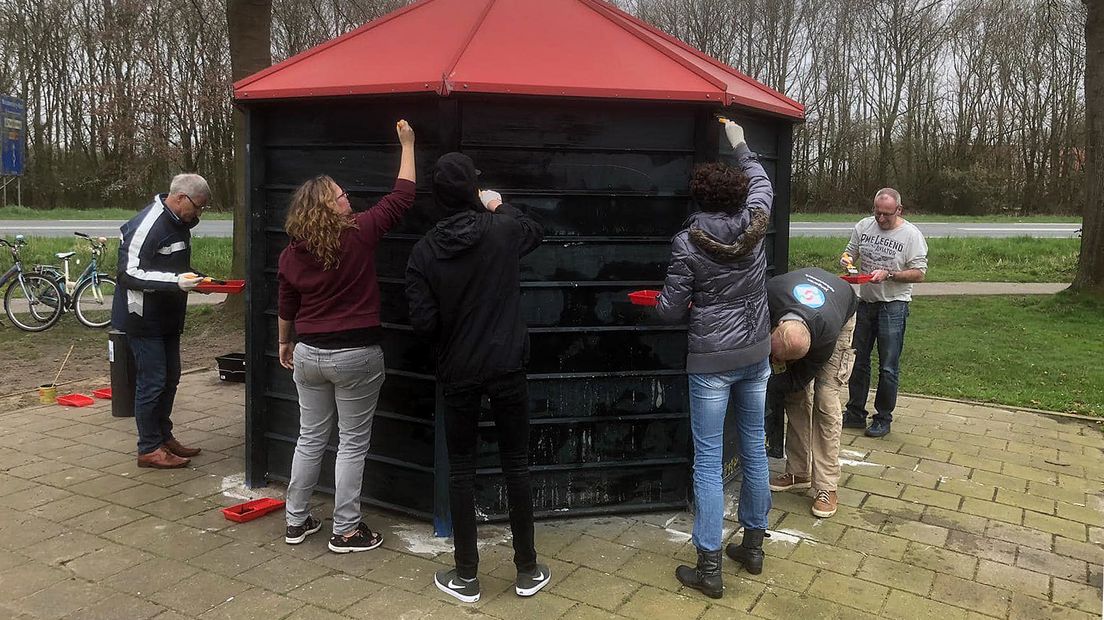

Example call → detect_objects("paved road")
0 219 1082 238
790 221 1081 238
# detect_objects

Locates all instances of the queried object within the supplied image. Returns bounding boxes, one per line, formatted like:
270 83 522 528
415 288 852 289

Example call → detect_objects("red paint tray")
628 290 660 307
56 394 95 407
840 274 873 284
195 279 246 294
221 497 285 523
92 388 112 399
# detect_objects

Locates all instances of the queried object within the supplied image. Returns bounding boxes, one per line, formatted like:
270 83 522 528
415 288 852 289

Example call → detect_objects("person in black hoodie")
405 152 545 604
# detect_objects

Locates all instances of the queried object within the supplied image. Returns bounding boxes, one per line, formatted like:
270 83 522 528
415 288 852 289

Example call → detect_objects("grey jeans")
286 343 385 536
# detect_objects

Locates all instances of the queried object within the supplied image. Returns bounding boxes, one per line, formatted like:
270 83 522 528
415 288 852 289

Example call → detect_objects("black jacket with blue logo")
111 195 197 336
766 267 858 393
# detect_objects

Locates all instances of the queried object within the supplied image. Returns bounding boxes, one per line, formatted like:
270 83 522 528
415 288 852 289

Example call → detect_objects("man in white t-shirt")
839 188 928 438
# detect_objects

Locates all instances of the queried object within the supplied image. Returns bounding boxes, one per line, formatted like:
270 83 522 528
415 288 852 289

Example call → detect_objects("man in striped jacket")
112 173 209 469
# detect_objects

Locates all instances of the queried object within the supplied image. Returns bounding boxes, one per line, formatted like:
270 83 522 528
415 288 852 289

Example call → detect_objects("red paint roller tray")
92 388 112 399
628 290 661 306
195 279 246 294
56 394 95 407
840 274 874 284
222 497 286 523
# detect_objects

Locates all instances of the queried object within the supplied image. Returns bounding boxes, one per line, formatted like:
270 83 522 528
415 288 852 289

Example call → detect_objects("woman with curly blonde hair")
277 120 415 554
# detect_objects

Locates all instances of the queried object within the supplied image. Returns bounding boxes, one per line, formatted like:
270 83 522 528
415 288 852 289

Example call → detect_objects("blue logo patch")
792 284 825 308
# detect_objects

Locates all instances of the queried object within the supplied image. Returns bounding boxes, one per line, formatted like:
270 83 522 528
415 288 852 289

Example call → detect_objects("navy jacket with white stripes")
111 195 197 336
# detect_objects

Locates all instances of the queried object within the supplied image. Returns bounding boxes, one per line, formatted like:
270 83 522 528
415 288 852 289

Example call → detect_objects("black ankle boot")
675 548 723 599
725 529 765 575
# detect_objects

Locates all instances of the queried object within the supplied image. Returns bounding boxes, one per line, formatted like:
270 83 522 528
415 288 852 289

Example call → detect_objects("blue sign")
792 283 826 308
1 95 25 176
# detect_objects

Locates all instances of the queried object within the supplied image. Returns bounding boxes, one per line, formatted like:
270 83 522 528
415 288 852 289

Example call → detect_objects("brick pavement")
0 370 1100 619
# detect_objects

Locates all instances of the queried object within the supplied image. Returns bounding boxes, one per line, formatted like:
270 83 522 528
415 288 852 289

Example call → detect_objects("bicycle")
0 235 65 332
34 232 117 329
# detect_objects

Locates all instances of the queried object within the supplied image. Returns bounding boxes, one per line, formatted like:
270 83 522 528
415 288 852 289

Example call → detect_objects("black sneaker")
515 563 551 597
285 515 322 544
865 418 891 437
328 522 384 553
434 568 480 603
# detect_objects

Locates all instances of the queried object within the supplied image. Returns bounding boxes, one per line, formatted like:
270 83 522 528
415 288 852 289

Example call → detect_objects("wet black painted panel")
262 96 441 146
251 96 793 521
264 317 685 375
478 417 689 467
371 237 674 283
461 99 696 151
379 280 673 327
266 438 434 517
475 464 688 517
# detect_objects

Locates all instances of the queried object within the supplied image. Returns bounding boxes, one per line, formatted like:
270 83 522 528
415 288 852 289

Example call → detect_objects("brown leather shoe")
812 489 838 518
137 446 190 469
163 438 201 458
769 473 811 492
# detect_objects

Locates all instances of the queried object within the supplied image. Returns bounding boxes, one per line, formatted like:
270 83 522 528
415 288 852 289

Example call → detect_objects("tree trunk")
1072 0 1104 292
226 0 273 314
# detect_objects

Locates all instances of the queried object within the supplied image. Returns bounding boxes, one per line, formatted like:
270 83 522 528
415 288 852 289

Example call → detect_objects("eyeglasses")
184 194 207 211
873 210 898 219
336 191 348 201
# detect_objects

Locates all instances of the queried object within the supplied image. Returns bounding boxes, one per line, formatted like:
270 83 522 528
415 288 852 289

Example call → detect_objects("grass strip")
0 237 233 280
902 292 1104 415
789 236 1078 283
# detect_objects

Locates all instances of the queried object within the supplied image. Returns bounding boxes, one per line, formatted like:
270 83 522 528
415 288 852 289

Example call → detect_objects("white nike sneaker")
515 563 551 597
434 568 480 603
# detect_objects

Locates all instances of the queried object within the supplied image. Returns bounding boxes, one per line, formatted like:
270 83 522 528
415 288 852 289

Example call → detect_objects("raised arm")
723 120 773 215
480 190 543 257
358 120 417 242
396 119 415 184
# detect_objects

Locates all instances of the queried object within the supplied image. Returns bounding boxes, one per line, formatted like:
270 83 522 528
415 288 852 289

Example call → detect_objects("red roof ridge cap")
234 0 442 92
576 0 729 98
587 0 803 113
440 0 497 96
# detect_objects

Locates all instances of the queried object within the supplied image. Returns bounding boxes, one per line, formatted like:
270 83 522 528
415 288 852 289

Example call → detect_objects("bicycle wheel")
4 273 64 332
73 275 117 328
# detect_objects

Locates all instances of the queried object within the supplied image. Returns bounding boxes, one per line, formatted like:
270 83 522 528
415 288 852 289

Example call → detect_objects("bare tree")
1072 0 1103 291
228 0 273 291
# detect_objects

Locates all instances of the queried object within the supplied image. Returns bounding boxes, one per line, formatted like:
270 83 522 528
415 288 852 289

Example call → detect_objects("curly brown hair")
689 163 751 213
284 175 356 270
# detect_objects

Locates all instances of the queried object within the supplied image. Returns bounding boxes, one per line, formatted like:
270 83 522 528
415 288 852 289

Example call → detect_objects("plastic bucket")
38 384 57 404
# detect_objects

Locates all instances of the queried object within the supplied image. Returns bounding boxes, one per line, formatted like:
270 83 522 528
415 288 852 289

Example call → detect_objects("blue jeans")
128 334 181 455
688 358 771 551
846 301 909 423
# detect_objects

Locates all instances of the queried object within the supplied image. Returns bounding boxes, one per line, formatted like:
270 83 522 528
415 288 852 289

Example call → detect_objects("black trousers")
442 371 537 579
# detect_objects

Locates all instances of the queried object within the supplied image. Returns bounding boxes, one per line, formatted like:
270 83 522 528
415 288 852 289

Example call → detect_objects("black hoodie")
405 153 543 387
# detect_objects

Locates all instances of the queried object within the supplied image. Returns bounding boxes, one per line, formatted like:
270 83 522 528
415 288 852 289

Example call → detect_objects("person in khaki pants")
761 268 857 518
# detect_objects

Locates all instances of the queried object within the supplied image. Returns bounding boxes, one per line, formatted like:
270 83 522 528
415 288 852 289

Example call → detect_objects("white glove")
478 189 502 210
177 272 202 291
724 120 746 149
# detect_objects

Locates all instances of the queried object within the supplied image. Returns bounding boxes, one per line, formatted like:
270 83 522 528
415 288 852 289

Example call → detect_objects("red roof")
233 0 804 120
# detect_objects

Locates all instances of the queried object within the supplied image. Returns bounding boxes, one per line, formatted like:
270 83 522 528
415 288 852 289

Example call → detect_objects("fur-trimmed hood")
687 209 770 262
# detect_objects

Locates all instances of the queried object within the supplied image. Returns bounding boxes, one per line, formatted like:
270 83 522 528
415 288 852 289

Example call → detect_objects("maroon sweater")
278 179 415 335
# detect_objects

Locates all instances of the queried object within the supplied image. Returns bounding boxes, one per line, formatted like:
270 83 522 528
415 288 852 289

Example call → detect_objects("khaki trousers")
784 315 857 491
